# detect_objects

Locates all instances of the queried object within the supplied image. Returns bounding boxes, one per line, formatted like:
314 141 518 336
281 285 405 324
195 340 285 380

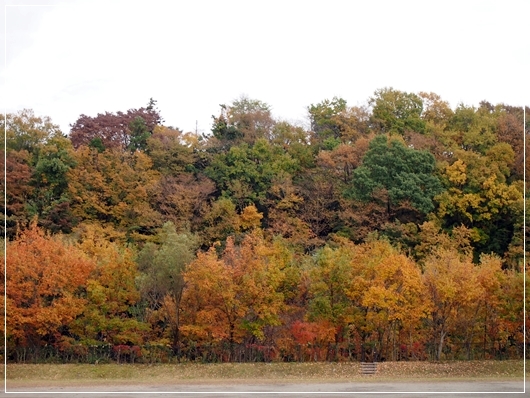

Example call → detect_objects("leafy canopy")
348 135 442 214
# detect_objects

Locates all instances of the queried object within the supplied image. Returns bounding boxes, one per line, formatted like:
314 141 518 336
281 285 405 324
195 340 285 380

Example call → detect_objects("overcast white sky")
2 0 529 136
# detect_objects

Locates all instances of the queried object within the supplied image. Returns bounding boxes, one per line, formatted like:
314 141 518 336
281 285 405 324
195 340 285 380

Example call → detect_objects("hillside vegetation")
2 90 528 363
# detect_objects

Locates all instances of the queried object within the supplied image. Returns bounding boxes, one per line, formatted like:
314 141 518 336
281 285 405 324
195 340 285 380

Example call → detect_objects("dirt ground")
4 380 528 397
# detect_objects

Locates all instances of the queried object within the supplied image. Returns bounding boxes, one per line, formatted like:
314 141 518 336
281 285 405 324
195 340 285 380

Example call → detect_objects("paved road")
4 380 528 397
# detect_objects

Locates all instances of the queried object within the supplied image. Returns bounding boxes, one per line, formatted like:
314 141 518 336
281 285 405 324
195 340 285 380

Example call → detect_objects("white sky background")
2 0 529 136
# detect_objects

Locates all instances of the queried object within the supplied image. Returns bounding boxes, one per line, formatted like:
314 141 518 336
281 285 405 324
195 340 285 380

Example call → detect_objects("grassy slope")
3 360 527 387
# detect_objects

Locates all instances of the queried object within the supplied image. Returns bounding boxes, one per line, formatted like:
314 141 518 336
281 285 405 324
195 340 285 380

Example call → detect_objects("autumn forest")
2 88 528 364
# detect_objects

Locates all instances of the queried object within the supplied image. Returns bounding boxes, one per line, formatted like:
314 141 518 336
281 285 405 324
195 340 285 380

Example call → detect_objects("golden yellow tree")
182 231 285 360
70 224 148 345
68 147 161 242
347 240 427 361
423 248 482 360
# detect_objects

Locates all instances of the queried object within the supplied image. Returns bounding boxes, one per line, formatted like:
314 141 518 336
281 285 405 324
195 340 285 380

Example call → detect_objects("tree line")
2 89 528 363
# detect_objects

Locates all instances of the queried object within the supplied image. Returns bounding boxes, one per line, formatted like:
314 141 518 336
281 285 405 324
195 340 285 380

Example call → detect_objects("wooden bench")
360 362 378 375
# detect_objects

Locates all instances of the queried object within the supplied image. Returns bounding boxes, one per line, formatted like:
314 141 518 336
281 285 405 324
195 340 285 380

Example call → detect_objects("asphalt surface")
3 380 528 397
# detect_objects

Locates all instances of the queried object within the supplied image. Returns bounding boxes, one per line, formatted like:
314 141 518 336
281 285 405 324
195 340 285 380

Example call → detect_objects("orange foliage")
182 231 286 349
6 223 94 347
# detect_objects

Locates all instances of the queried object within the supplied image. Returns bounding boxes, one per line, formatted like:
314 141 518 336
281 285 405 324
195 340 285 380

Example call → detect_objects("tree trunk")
172 289 184 361
437 330 446 361
229 322 235 361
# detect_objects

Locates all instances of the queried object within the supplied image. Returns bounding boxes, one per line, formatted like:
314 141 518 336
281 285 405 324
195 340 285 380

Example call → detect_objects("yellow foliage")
239 204 263 230
183 232 286 344
445 159 467 185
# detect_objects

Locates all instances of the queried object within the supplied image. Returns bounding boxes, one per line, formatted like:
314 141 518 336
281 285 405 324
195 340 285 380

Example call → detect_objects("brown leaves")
151 174 215 231
69 106 161 151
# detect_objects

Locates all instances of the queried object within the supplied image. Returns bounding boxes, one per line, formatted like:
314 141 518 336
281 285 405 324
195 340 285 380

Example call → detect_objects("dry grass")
3 360 526 387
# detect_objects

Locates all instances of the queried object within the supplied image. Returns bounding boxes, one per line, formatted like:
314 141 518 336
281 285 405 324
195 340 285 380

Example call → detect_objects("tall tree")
2 150 33 239
348 135 442 219
6 224 94 351
369 88 425 135
27 134 77 234
209 96 275 150
495 105 526 180
418 92 454 127
205 139 298 209
422 248 482 361
306 244 354 352
435 148 522 260
146 125 199 175
4 109 64 154
316 136 372 185
228 96 275 144
3 110 76 236
151 174 215 233
307 238 427 361
67 147 161 242
182 231 285 358
136 222 198 353
69 102 162 151
71 225 148 346
270 121 315 169
445 102 498 154
347 239 426 361
308 97 347 145
296 167 341 241
266 174 321 251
